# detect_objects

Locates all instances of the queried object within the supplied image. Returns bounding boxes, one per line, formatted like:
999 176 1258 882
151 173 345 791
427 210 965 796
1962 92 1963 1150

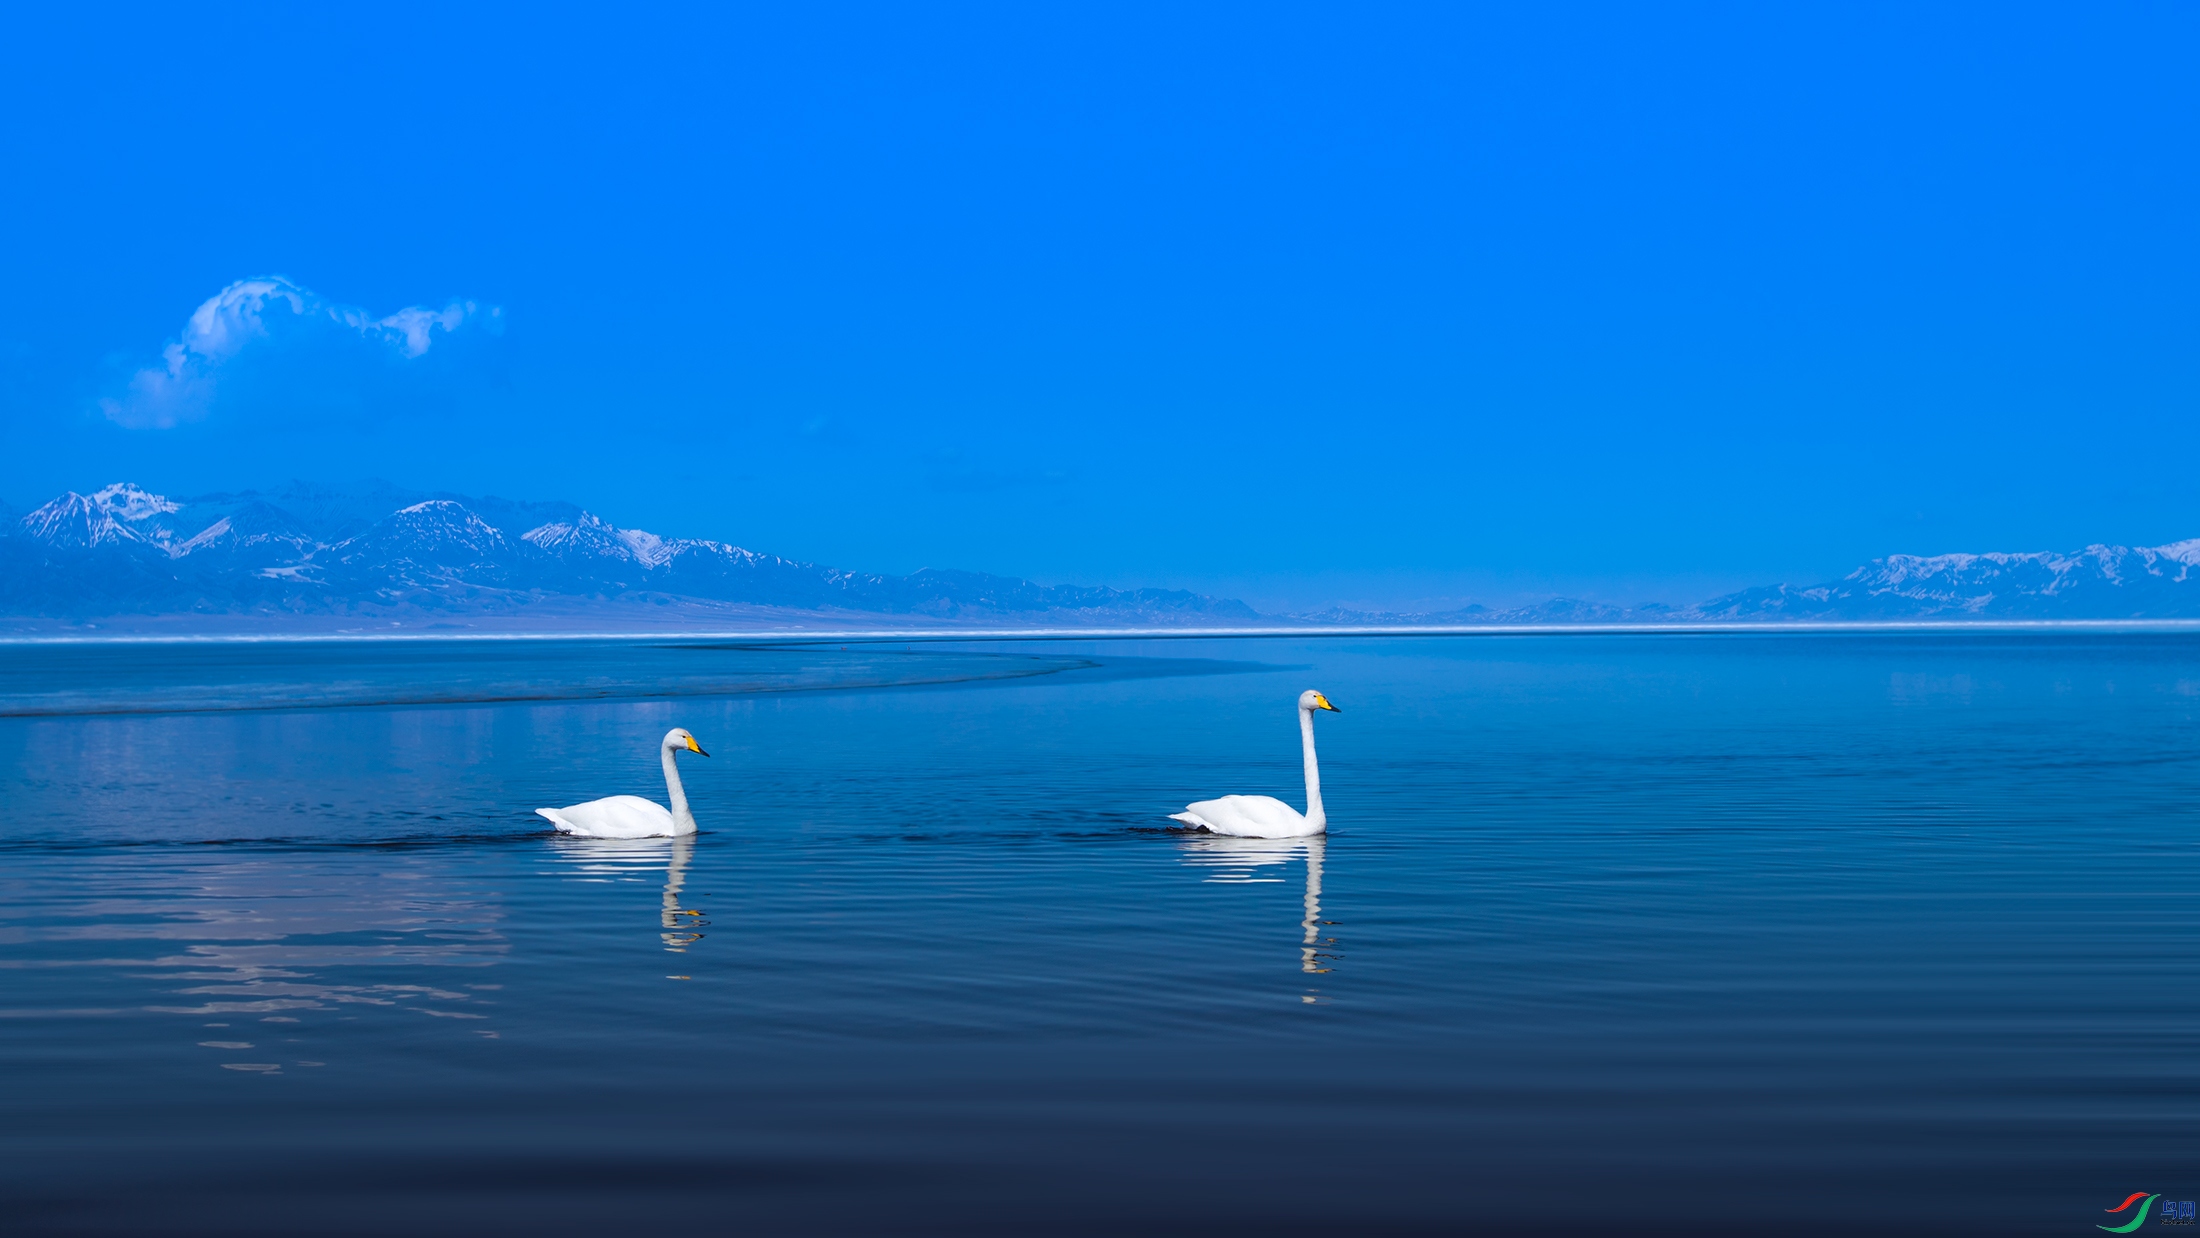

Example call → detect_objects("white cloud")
100 276 493 429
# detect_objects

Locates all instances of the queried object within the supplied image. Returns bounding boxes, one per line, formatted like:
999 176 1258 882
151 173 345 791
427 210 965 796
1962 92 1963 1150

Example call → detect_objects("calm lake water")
7 632 2200 1235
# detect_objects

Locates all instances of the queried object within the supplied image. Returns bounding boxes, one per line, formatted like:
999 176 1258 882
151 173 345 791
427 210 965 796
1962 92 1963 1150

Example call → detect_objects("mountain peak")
172 501 315 559
521 511 672 567
22 492 146 550
360 501 509 554
89 483 178 522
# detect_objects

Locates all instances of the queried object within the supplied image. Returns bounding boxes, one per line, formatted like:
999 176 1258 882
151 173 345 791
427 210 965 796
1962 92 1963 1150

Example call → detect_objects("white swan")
536 728 709 839
1170 690 1339 838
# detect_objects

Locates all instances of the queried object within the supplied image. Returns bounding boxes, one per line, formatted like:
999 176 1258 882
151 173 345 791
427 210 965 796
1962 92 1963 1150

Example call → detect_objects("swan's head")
662 728 710 757
1299 690 1339 713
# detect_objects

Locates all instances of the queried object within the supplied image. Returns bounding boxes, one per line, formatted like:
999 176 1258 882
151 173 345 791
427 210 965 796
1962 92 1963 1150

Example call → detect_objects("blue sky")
1 4 2194 611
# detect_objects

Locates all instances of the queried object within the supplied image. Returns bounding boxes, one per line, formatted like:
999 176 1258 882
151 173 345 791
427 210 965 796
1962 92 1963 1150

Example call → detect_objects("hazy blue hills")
1683 541 2200 621
1335 541 2200 625
11 482 2200 630
0 482 1260 629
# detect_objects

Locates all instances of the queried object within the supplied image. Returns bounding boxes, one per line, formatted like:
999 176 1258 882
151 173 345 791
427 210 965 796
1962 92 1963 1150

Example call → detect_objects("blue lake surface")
7 632 2200 1235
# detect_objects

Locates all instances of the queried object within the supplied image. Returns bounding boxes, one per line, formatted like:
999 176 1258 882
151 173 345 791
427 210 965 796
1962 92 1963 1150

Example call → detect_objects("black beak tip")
696 748 711 757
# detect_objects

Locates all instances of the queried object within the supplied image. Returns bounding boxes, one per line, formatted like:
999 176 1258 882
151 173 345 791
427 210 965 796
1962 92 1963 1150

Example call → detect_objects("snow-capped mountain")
1690 540 2200 621
20 481 2186 628
0 481 1261 625
521 512 671 568
333 501 514 590
1293 539 2200 626
171 501 318 564
18 484 181 551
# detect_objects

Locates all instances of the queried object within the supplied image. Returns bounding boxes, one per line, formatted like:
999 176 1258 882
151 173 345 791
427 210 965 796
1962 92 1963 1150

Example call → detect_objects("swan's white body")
537 728 707 839
1171 690 1339 839
1173 793 1322 838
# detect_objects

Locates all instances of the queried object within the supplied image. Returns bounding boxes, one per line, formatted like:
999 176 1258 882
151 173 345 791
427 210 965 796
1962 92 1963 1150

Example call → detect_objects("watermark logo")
2098 1193 2198 1230
2100 1194 2157 1232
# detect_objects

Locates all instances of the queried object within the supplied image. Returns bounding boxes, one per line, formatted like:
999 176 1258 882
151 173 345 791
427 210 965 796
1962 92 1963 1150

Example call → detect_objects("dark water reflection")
7 633 2200 1234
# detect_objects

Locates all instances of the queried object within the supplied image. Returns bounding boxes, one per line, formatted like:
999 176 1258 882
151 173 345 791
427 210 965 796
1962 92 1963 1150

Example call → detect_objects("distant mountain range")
0 481 1258 629
9 481 2200 630
1317 540 2200 625
1685 541 2200 621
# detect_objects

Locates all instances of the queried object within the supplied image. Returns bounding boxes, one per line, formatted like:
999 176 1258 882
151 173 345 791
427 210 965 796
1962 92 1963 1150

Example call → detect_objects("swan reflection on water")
1176 834 1339 985
544 836 708 954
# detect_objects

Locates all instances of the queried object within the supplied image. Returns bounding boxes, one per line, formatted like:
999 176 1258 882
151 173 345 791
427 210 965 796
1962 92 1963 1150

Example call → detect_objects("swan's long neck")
1300 706 1325 828
662 745 696 835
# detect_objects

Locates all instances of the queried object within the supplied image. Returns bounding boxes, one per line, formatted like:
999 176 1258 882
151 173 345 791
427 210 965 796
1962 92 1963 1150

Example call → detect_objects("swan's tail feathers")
1169 811 1213 830
536 808 580 834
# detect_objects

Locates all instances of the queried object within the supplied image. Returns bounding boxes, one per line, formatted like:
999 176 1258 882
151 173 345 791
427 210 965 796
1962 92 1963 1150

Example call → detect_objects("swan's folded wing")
535 795 676 838
1182 794 1308 838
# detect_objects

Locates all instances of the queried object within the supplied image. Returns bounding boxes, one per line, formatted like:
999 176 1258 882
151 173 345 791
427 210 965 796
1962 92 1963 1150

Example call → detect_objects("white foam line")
5 619 2200 646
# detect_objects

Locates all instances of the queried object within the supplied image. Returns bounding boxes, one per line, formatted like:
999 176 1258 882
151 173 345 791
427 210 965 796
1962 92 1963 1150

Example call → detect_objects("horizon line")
7 619 2200 646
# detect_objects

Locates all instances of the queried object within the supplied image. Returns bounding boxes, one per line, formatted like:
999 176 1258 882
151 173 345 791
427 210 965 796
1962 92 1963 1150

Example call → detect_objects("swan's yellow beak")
686 735 709 756
1313 693 1339 712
